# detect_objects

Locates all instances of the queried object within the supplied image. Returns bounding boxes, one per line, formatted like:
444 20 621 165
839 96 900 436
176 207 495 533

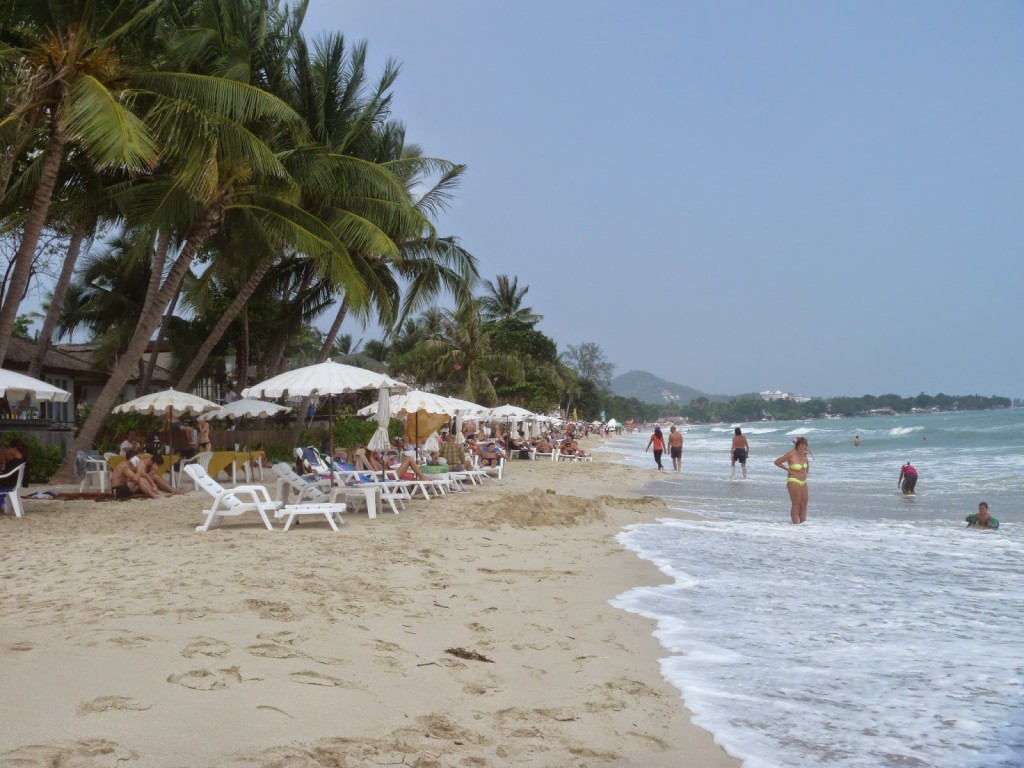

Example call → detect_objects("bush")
0 432 62 484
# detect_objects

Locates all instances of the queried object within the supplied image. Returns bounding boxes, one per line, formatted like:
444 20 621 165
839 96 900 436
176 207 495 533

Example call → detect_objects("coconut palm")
0 0 165 363
53 2 325 481
393 299 523 405
479 274 542 325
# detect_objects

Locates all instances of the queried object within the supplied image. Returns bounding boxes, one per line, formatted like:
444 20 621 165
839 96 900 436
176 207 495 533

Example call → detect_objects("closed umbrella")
367 388 391 452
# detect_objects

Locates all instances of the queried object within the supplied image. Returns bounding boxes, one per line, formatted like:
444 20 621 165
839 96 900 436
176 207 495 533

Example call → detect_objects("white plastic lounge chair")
0 463 26 517
272 462 386 519
473 455 505 483
186 464 282 531
186 464 346 532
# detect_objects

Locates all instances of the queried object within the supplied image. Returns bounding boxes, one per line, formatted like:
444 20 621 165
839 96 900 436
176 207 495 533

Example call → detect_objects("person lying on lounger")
479 441 505 467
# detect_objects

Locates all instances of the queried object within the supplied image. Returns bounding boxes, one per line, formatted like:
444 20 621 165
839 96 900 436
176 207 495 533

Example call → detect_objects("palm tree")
393 299 523 405
53 1 315 481
479 274 542 325
0 0 165 363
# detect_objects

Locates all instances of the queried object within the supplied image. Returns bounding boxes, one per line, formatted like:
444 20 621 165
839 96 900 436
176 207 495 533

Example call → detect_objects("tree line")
0 1 624 480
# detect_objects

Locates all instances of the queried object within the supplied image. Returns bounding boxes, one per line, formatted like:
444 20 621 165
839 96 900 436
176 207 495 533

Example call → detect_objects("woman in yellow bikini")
775 436 810 524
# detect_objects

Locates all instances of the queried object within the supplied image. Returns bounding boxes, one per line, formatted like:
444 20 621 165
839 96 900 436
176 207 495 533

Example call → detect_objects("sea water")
600 409 1024 768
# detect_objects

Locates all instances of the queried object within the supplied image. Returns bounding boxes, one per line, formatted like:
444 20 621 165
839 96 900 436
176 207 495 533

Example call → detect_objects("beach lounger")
472 455 504 483
186 464 346 532
272 462 385 519
186 464 282 531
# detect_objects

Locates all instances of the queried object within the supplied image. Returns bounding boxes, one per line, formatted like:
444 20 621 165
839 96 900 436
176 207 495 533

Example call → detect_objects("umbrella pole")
328 394 335 489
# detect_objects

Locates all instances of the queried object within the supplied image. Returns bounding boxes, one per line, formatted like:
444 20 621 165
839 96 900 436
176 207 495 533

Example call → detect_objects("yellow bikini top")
789 463 807 471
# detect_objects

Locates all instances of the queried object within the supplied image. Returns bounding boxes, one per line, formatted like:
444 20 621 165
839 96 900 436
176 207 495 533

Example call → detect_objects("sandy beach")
0 446 740 767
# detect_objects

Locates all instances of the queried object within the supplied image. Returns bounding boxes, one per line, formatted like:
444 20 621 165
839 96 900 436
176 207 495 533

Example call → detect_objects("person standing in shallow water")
646 426 665 470
668 426 684 471
775 437 810 524
898 462 918 495
731 427 750 478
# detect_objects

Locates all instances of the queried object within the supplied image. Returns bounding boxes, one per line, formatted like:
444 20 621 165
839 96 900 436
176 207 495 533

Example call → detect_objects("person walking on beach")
646 426 666 470
731 427 750 478
898 462 918 495
775 437 810 524
668 426 684 471
965 501 999 530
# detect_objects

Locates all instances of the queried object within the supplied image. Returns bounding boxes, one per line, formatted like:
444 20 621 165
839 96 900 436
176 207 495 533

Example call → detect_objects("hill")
611 370 710 405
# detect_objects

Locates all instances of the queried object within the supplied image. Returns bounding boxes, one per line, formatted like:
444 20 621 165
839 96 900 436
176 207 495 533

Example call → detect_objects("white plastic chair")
79 454 111 493
0 463 26 517
177 451 213 489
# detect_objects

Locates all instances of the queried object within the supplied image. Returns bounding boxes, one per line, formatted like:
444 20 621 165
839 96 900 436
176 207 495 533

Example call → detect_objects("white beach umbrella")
113 388 219 417
243 360 406 480
489 404 535 420
241 359 405 400
0 368 71 403
367 388 391 452
197 398 291 421
113 388 220 451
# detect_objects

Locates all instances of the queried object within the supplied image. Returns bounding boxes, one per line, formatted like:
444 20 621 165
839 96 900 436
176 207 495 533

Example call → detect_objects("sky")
298 0 1024 400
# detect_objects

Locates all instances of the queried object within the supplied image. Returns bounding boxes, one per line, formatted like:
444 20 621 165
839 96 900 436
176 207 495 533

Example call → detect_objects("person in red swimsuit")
646 427 666 470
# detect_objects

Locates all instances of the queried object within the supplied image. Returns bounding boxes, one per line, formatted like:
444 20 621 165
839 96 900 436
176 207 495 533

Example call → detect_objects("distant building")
760 390 811 403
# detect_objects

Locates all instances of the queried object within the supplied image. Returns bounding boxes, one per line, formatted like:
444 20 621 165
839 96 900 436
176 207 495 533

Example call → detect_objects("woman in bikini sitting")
774 436 811 524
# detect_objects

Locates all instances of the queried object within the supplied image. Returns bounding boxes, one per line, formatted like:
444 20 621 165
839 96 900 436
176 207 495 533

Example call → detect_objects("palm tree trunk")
238 306 250 392
139 287 180 395
137 230 173 394
52 212 219 483
176 256 274 391
27 221 86 378
0 110 42 202
0 126 67 364
267 263 316 376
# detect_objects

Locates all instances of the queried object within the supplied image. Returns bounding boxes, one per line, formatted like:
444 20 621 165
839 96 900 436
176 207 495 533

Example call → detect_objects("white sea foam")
890 425 925 435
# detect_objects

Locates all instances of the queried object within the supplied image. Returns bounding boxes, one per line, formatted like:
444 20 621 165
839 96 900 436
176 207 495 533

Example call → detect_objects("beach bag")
518 449 531 460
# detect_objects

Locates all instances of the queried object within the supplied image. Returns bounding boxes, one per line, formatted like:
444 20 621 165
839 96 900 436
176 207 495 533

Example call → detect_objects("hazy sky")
304 1 1024 399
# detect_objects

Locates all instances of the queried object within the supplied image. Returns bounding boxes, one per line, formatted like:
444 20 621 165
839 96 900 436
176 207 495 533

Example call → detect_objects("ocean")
600 409 1024 768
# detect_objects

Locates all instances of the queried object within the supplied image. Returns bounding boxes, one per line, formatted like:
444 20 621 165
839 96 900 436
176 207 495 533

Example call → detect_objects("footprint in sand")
8 641 34 651
182 636 231 659
167 666 244 691
289 670 364 690
244 599 297 621
77 696 152 715
256 630 305 645
0 738 138 766
74 629 153 649
247 642 307 660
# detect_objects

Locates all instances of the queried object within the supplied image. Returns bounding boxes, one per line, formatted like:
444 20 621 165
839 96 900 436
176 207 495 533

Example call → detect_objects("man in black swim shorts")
731 427 750 478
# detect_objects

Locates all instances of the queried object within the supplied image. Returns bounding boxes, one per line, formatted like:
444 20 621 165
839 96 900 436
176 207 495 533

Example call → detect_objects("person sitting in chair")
479 441 505 467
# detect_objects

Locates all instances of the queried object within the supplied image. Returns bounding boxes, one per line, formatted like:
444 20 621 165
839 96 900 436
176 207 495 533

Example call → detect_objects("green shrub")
0 432 62 484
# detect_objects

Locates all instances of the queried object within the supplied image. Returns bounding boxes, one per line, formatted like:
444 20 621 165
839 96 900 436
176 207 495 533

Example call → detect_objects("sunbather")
479 441 505 467
387 456 429 481
353 446 380 472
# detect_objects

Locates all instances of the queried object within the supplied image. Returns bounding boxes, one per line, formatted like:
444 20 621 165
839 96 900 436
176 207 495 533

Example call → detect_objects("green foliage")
0 432 61 484
92 412 163 453
13 314 34 338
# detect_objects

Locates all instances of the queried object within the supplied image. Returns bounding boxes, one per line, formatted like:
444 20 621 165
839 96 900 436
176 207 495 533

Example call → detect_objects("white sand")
0 445 740 767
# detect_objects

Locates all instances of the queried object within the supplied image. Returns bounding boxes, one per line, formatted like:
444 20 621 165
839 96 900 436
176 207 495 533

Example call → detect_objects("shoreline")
0 447 740 767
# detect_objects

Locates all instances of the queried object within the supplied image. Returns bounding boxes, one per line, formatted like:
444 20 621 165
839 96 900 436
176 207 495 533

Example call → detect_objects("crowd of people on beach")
641 424 998 529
